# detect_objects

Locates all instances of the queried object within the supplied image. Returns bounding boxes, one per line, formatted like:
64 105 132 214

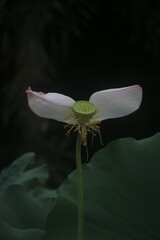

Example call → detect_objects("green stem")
76 134 84 240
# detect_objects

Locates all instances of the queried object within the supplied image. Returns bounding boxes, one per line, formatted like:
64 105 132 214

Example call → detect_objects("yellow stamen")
64 101 101 145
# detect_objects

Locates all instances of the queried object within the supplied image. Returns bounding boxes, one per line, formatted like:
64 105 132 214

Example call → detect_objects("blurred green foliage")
0 133 160 239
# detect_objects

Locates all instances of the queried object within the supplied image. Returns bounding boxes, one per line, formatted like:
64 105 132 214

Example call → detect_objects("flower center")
72 100 97 122
64 100 100 146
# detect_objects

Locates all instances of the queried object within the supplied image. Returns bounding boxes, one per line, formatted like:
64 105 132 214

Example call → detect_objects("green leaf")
0 220 51 240
46 133 160 240
0 184 56 240
0 153 49 192
0 153 34 190
0 185 54 229
0 153 57 240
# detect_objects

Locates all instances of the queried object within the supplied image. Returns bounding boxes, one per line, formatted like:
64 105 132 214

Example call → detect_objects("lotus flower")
26 85 142 145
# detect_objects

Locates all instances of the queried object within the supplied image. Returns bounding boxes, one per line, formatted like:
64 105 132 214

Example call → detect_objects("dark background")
0 0 160 186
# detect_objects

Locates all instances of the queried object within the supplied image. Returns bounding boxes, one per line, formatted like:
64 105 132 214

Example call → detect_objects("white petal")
26 87 75 123
89 85 142 121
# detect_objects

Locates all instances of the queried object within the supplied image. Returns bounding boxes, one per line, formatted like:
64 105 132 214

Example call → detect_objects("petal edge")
89 85 142 121
26 87 75 123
